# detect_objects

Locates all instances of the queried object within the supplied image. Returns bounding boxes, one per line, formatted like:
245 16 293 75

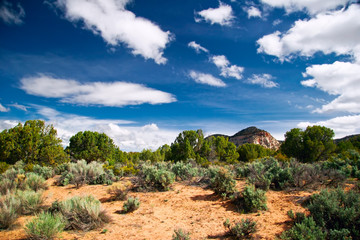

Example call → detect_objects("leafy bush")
209 168 236 196
223 218 257 239
57 195 111 231
0 193 21 229
0 162 10 174
16 190 44 215
107 181 132 201
24 172 48 192
235 184 267 213
172 228 191 240
54 163 70 175
32 164 54 179
280 216 326 240
25 212 65 240
171 161 199 181
123 197 140 213
139 164 175 191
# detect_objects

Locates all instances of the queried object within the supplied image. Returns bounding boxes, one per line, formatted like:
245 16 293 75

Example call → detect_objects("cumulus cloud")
0 103 10 112
246 74 279 88
257 5 360 61
298 115 360 139
245 6 262 18
0 1 25 25
195 2 234 26
301 61 360 113
56 0 172 64
189 71 226 87
20 74 176 107
211 55 244 80
260 0 349 15
188 41 209 53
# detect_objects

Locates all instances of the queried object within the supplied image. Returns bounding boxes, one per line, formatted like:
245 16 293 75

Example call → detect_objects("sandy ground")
0 178 313 240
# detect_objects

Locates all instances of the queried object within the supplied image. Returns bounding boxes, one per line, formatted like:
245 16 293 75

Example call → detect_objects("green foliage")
214 136 239 164
16 190 44 215
107 181 132 201
139 164 175 191
237 143 274 162
223 218 257 239
0 192 21 229
66 131 121 163
0 120 68 166
24 172 48 192
54 162 70 175
322 150 360 178
169 130 204 162
280 216 326 240
0 162 10 174
172 228 191 240
57 195 111 231
122 197 140 213
236 184 267 213
25 212 65 240
209 168 236 196
245 158 281 191
281 126 336 162
32 164 54 180
171 161 199 181
306 188 360 239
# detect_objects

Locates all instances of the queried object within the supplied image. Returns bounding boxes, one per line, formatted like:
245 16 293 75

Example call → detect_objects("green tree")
237 143 274 162
0 120 68 166
168 130 204 162
281 126 336 162
214 136 239 163
66 131 120 163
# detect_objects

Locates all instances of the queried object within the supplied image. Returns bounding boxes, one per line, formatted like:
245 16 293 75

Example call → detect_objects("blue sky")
1 0 360 151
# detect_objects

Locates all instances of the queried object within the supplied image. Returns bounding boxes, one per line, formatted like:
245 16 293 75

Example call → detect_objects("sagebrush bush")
16 190 44 215
24 172 48 192
209 168 236 196
235 184 267 213
123 197 140 213
139 164 175 191
0 193 21 229
171 161 199 181
224 218 257 239
172 228 191 240
107 181 132 201
54 163 70 175
32 164 54 180
0 178 17 195
25 212 65 240
280 216 326 240
57 195 111 231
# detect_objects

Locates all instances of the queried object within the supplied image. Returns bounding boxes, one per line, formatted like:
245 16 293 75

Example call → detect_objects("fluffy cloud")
211 55 244 80
260 0 348 15
247 74 279 88
301 61 360 113
245 6 262 18
257 4 360 61
0 1 25 25
0 103 10 112
195 2 234 26
189 71 226 87
56 0 172 64
20 74 176 107
188 41 209 53
298 115 360 139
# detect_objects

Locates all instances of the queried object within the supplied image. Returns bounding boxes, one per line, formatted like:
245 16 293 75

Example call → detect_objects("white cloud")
246 6 262 18
0 1 25 25
188 41 209 53
8 103 28 111
246 74 279 88
0 103 10 112
257 5 360 61
297 115 360 139
211 55 244 80
189 71 226 87
56 0 172 64
301 61 360 113
0 120 19 130
272 19 282 26
260 0 348 15
20 74 176 107
195 2 234 26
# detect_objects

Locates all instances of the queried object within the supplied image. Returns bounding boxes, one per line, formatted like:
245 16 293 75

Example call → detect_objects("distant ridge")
207 126 281 150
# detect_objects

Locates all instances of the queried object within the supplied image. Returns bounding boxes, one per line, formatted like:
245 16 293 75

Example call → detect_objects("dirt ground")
0 178 313 240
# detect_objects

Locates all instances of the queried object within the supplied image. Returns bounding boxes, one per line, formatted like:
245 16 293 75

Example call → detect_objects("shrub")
54 163 70 175
16 190 44 215
25 212 65 240
139 165 175 191
0 162 10 174
57 195 111 231
209 168 236 196
171 161 199 181
172 228 191 240
0 193 21 229
32 165 54 180
280 216 326 240
107 181 132 201
0 178 17 195
24 172 48 192
235 184 267 213
223 218 257 239
123 197 140 213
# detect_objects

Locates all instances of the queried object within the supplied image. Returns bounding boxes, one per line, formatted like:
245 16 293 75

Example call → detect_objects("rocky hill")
207 126 281 150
